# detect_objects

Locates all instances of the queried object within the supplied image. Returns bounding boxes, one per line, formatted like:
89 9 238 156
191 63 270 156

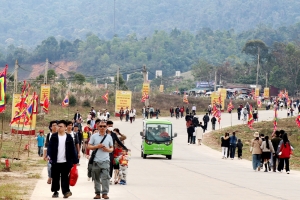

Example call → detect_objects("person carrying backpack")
203 113 210 130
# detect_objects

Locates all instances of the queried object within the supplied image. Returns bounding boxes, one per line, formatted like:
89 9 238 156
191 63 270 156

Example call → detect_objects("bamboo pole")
0 114 3 166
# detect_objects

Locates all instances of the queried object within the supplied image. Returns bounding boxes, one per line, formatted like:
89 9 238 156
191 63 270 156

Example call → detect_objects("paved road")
31 110 300 200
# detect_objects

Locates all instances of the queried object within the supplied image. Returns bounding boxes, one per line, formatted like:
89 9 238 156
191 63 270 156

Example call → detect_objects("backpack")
192 117 199 126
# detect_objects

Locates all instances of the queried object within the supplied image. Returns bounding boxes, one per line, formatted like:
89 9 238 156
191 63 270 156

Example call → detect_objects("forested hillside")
1 0 300 46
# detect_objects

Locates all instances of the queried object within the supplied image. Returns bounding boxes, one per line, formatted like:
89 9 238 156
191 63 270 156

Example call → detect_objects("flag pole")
231 112 232 127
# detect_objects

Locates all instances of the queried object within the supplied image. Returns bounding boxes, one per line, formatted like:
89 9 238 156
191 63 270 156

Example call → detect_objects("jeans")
238 149 242 158
204 122 208 130
119 165 128 181
38 146 43 156
47 162 52 178
229 144 236 158
188 133 193 144
176 113 179 118
272 154 278 171
221 147 228 158
212 123 215 130
92 161 110 195
126 115 129 121
278 158 290 172
51 162 71 194
252 154 261 170
192 136 196 144
238 113 241 120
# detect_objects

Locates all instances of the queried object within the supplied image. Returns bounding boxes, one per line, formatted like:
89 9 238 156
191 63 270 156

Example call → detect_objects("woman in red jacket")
277 133 293 174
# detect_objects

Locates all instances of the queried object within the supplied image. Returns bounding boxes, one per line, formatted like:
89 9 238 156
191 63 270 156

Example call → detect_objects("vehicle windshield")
145 124 172 142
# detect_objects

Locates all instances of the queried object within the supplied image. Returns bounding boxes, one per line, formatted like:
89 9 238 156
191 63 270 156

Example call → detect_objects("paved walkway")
30 109 300 200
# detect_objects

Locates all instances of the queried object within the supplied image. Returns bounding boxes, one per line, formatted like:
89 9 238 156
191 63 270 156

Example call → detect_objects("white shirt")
192 106 196 111
57 134 67 163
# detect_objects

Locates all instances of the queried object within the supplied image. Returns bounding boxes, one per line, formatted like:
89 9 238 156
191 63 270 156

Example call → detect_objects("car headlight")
146 140 153 145
164 141 172 145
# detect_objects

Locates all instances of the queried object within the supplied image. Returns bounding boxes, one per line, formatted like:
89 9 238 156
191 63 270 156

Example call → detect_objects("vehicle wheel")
166 155 172 160
143 154 147 159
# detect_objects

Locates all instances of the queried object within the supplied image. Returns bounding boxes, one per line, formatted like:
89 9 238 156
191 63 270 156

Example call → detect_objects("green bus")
140 119 177 160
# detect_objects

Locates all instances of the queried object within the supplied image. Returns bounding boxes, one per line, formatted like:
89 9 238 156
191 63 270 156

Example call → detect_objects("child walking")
36 130 45 157
113 144 123 184
118 149 130 185
237 139 243 159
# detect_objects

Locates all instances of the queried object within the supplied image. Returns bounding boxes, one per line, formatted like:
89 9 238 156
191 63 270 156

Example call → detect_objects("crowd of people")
41 108 130 199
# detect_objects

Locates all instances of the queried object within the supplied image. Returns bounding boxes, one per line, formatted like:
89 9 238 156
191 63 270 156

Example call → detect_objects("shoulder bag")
88 134 107 165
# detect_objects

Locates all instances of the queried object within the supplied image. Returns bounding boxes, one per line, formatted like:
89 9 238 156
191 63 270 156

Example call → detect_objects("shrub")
69 95 77 107
82 99 91 107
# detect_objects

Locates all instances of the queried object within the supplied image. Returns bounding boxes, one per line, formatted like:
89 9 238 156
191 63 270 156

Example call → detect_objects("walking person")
180 106 184 118
88 120 113 199
125 107 129 122
170 107 174 117
47 120 78 198
106 121 128 184
221 133 230 159
187 123 194 145
207 104 212 116
195 124 203 145
37 130 45 157
211 116 216 130
186 107 190 116
229 132 238 159
175 106 180 119
242 107 248 121
44 120 58 185
260 136 275 172
237 105 242 120
203 113 210 130
277 133 292 174
271 131 281 172
155 108 160 119
119 107 124 121
251 132 263 171
129 109 134 123
192 104 196 115
237 139 243 159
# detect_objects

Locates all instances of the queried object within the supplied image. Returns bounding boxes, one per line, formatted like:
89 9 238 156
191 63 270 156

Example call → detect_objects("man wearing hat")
36 130 45 157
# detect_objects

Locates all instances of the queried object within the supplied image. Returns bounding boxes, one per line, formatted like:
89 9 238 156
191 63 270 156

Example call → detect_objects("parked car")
237 94 249 100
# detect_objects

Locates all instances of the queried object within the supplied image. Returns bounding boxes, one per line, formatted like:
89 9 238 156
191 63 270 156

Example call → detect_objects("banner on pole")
255 88 260 97
115 90 132 115
159 85 164 93
40 84 51 105
142 83 150 96
11 94 37 135
264 87 269 98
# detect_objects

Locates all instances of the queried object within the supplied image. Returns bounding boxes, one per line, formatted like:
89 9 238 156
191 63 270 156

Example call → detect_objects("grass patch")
10 162 28 172
204 117 300 169
27 173 41 179
0 183 26 200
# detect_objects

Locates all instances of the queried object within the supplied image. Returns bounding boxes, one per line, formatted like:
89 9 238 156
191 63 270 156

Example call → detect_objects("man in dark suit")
73 110 81 122
47 120 78 198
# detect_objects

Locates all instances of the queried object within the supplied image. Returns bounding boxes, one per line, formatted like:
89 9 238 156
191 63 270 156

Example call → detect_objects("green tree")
126 72 143 91
114 75 128 90
74 73 86 85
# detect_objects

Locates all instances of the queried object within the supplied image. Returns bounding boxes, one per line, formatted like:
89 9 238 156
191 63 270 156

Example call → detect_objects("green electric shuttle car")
140 119 177 159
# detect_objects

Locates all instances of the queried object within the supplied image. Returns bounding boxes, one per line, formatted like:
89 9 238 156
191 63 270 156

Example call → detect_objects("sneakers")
63 191 72 199
88 177 91 181
119 180 127 185
52 192 59 198
287 171 290 174
109 179 113 185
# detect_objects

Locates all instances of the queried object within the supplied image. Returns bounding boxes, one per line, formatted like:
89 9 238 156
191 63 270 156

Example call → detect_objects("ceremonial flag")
141 92 149 102
274 108 278 131
183 92 189 104
42 94 49 114
296 114 300 128
10 109 26 125
102 91 109 104
248 105 254 129
257 98 262 108
62 93 69 107
212 103 221 124
15 81 29 111
227 99 234 112
0 65 8 113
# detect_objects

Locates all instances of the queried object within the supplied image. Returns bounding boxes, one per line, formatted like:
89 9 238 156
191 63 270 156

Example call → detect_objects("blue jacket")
36 135 45 147
47 133 78 168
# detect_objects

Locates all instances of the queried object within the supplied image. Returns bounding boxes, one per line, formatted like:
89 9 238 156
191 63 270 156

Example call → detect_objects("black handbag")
88 134 107 165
